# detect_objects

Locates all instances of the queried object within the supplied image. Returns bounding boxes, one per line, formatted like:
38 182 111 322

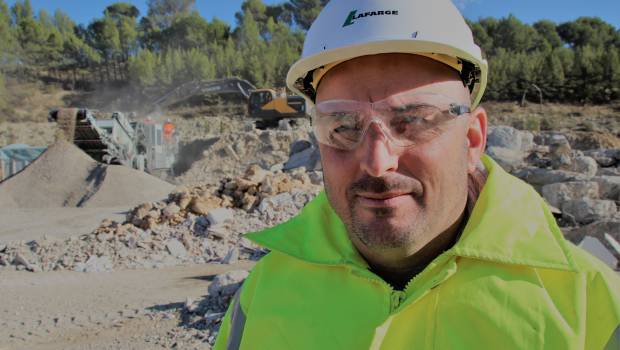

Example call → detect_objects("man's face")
316 54 486 267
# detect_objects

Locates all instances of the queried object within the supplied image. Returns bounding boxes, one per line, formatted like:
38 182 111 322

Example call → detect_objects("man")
215 0 620 349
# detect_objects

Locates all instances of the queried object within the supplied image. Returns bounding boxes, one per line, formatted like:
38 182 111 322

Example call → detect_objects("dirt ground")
0 262 253 350
0 207 128 243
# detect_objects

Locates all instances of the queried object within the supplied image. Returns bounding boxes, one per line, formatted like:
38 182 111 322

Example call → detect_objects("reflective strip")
226 288 247 350
605 325 620 350
369 315 394 350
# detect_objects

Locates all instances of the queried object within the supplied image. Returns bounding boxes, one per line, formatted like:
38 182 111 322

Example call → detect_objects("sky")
6 0 620 29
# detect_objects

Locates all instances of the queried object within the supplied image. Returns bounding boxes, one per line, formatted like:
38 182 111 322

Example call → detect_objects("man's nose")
357 122 399 177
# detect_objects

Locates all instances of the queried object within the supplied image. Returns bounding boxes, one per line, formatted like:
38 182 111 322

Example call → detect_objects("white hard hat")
286 0 488 108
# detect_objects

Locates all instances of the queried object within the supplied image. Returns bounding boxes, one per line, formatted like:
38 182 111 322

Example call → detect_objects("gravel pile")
0 140 174 208
0 164 322 274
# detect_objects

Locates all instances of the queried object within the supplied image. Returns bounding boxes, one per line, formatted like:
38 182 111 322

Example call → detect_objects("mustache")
347 173 424 197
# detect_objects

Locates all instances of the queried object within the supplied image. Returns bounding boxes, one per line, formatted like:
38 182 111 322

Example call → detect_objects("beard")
344 174 429 249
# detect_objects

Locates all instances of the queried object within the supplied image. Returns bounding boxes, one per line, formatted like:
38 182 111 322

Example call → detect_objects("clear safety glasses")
311 92 471 151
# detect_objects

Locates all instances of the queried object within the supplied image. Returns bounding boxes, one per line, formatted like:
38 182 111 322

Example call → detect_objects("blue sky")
6 0 620 29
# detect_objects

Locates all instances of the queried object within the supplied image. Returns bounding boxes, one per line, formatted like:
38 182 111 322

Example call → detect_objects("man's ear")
465 106 487 173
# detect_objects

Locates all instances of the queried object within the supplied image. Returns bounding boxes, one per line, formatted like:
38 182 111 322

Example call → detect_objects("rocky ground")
1 103 619 349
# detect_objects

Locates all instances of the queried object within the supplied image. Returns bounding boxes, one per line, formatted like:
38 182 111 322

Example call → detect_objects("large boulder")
514 167 588 188
568 156 598 178
486 147 525 172
592 176 620 201
487 126 534 152
563 220 620 244
541 181 599 209
562 199 617 225
584 149 619 167
208 270 249 296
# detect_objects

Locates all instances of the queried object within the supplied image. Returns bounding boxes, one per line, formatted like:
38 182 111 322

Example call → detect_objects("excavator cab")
248 89 308 128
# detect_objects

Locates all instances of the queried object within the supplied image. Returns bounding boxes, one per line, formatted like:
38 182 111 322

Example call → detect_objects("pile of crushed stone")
0 141 174 208
0 164 323 273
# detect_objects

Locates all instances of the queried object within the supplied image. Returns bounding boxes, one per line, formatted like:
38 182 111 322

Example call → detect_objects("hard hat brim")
287 39 488 108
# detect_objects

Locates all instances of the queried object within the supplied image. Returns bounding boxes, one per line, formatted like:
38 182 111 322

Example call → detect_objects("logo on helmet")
343 10 399 27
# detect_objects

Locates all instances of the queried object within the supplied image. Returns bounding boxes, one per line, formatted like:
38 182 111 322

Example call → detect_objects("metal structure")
48 109 177 176
149 78 257 112
0 144 46 181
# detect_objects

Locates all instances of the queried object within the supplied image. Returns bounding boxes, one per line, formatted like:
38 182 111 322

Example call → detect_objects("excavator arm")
148 78 256 113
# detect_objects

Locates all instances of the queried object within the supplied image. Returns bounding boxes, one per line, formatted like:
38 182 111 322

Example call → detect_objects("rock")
74 255 113 273
514 167 588 187
541 181 599 208
190 195 222 216
141 216 158 230
598 167 620 176
12 253 33 269
241 193 258 211
592 176 620 201
193 216 210 236
207 226 229 240
258 192 294 213
0 244 6 253
584 149 618 167
163 203 181 219
486 147 524 172
308 171 323 185
207 270 249 296
177 192 192 210
165 239 188 258
536 133 568 147
289 140 313 156
185 297 197 312
487 126 523 151
204 312 226 326
100 218 114 228
520 131 535 153
224 145 240 161
222 248 239 264
563 220 620 244
134 203 153 220
244 164 270 184
278 119 293 130
569 156 598 178
283 146 321 171
207 208 234 226
562 199 617 225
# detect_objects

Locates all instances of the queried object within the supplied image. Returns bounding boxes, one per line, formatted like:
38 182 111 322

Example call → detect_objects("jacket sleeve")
585 265 620 350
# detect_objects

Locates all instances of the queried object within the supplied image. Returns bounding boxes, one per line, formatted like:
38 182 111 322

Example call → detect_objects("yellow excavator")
149 78 308 128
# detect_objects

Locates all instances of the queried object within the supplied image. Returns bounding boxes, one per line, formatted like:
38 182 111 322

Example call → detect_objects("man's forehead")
316 53 468 103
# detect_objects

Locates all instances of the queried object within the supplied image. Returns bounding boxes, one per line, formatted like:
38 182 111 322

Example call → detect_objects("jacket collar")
246 155 578 272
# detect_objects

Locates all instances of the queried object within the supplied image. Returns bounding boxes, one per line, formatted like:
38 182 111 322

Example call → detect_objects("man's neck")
369 210 467 290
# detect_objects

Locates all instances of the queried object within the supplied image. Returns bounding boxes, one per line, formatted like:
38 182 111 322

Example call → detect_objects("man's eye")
330 111 355 118
391 116 425 129
334 123 361 134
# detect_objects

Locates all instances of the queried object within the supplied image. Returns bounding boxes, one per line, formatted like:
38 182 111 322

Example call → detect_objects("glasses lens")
387 104 450 146
313 106 364 150
313 93 468 150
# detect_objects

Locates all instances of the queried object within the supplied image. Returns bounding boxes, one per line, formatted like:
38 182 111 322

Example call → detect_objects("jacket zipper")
390 290 407 312
347 265 411 314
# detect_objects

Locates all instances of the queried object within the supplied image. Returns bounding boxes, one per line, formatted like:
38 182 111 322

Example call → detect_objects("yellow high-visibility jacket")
214 156 620 349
